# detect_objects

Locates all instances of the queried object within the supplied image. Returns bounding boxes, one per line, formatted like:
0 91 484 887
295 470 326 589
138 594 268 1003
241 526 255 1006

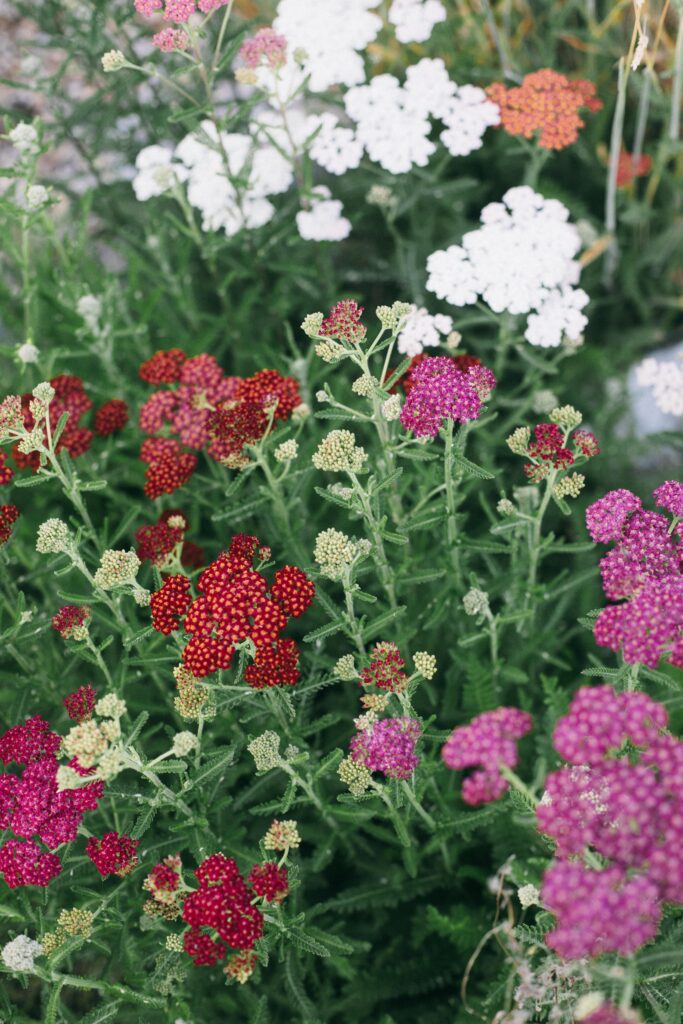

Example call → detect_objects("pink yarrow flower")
442 707 532 805
350 717 421 780
239 28 288 69
153 27 189 50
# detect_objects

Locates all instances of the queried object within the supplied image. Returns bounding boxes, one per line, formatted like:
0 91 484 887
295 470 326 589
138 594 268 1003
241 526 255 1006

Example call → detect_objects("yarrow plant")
0 0 682 1021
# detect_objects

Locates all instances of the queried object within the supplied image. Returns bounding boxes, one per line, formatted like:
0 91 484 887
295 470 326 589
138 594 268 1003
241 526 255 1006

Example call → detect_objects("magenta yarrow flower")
653 479 683 518
0 716 103 888
541 861 661 959
537 685 683 957
350 716 421 780
239 28 288 69
552 685 668 764
399 356 497 440
585 488 642 543
441 707 532 805
586 484 683 667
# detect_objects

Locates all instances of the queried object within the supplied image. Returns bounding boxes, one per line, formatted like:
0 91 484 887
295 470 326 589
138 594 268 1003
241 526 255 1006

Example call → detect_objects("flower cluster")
399 355 496 439
0 504 20 545
442 707 533 805
63 684 97 722
487 69 602 150
537 685 680 958
150 534 314 683
52 605 91 641
86 832 139 877
426 186 588 347
635 354 683 417
181 853 267 967
350 716 422 780
138 349 300 488
133 120 293 236
506 407 599 488
360 642 408 693
342 58 500 174
586 483 683 667
0 716 103 888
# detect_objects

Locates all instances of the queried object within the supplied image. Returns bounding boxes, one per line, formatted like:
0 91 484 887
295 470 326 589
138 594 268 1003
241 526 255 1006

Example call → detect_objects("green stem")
400 779 436 830
444 418 464 588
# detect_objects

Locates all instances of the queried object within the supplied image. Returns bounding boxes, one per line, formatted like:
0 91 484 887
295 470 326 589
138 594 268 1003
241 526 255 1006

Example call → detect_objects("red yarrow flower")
87 832 139 877
0 504 19 545
616 151 652 188
320 300 366 343
150 574 192 634
139 349 188 384
182 853 264 966
63 684 97 722
360 642 408 692
52 605 91 640
94 399 129 436
178 538 314 681
248 862 288 903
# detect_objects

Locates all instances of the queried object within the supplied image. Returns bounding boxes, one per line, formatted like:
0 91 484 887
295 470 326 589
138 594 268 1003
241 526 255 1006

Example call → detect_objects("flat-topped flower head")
553 685 668 765
52 606 90 641
399 355 496 439
360 642 408 693
442 707 533 805
541 861 660 958
0 505 20 545
319 300 366 343
63 685 96 722
312 430 367 473
86 832 139 877
487 68 602 150
239 28 288 69
586 489 642 543
350 716 421 780
653 479 683 518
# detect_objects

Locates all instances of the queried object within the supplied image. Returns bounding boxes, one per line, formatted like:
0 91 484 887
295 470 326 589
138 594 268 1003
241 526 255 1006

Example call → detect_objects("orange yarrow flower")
487 69 602 151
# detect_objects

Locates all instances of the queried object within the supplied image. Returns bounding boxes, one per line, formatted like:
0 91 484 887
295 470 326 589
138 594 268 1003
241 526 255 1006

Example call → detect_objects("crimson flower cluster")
63 684 97 722
94 398 129 437
0 716 103 888
319 299 367 343
538 685 680 958
138 349 300 494
523 422 599 482
0 504 19 545
11 376 128 473
86 831 139 877
360 642 408 693
149 534 314 684
181 853 266 967
586 482 683 667
350 717 422 780
441 707 533 805
135 509 204 569
52 604 91 640
399 355 497 439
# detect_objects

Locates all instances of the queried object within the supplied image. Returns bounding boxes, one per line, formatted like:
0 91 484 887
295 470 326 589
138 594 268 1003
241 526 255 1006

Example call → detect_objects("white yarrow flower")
2 935 42 972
